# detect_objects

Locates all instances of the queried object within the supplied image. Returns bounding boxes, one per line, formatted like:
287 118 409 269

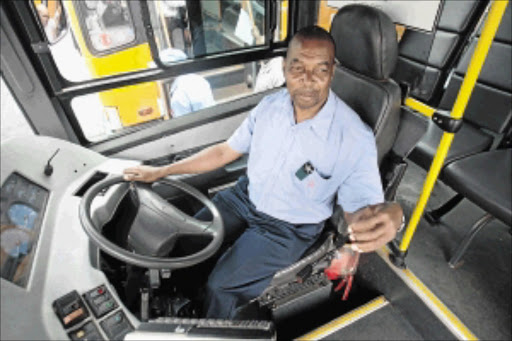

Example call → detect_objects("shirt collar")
284 89 336 141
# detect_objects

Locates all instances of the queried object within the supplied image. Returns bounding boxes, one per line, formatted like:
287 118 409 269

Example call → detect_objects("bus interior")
0 1 510 340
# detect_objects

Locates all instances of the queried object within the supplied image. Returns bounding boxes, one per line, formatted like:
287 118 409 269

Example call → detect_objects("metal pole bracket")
432 110 463 133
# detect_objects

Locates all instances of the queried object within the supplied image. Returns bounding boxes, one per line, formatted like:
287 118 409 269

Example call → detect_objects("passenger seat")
393 0 486 106
409 2 512 173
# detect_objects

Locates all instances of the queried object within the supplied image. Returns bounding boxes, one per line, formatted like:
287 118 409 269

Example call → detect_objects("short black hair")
292 25 336 52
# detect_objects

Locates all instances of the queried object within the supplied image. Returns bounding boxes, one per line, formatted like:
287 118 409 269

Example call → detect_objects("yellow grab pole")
405 97 435 118
400 0 509 252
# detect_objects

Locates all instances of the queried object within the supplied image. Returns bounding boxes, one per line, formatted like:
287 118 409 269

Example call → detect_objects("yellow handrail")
404 97 435 118
399 0 509 253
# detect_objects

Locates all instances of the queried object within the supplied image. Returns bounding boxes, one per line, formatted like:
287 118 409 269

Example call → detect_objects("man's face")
284 38 335 112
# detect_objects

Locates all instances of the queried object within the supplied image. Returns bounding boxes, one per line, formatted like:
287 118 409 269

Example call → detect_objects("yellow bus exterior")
62 0 164 129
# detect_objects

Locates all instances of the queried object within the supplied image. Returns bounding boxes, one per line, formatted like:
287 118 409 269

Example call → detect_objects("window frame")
10 0 294 152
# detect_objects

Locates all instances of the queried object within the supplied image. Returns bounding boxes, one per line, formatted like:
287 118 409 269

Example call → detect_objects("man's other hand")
123 165 164 183
345 202 403 253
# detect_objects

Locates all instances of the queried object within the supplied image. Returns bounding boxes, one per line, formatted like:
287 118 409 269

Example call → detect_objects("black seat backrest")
392 0 485 105
439 2 512 134
330 5 401 165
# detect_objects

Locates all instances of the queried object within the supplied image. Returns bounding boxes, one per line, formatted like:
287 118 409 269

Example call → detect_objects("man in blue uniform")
169 74 215 118
124 26 403 319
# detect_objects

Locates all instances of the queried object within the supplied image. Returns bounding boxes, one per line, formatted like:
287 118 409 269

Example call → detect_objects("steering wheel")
79 175 224 269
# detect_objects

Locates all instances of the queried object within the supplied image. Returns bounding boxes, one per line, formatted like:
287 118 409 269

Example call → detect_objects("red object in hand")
324 246 360 280
334 275 354 300
324 246 360 300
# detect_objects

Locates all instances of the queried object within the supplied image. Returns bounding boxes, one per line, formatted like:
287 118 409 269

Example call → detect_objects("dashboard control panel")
53 285 133 340
84 285 118 318
53 291 89 329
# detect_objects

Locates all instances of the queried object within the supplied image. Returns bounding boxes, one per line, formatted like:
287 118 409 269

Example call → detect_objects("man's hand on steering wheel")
123 165 165 183
345 202 403 253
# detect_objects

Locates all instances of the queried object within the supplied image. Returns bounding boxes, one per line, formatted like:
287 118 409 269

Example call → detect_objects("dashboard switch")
84 285 118 318
52 291 89 329
69 322 103 340
100 311 133 340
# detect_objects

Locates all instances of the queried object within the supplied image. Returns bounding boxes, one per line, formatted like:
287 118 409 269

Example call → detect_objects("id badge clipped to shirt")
295 161 314 181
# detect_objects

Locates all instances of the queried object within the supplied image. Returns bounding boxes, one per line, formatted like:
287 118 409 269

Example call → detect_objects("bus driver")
123 26 404 319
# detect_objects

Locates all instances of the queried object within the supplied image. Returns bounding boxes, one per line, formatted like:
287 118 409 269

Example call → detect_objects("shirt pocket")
293 167 334 202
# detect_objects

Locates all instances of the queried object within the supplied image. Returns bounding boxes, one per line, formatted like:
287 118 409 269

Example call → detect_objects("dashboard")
0 135 141 340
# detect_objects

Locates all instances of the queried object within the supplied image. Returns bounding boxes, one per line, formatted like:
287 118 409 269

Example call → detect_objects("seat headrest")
330 5 398 80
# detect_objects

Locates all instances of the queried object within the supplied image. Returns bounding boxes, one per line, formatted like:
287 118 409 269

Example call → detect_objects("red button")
97 288 104 295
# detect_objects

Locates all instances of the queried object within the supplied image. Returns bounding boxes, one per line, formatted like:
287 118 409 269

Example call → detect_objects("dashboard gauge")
8 204 38 230
0 227 31 257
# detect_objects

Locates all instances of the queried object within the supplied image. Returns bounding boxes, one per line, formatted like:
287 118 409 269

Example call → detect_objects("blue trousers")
195 177 323 319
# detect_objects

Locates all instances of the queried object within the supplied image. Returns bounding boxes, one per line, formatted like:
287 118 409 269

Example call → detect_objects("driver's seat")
330 4 401 165
254 4 402 316
310 4 402 255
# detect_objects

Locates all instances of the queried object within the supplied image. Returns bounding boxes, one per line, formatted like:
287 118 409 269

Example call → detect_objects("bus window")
28 0 286 140
149 0 267 64
30 0 150 82
31 1 283 83
71 58 285 142
80 0 136 54
34 0 68 44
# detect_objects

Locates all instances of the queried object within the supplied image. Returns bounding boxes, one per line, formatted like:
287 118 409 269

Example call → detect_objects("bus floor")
277 160 510 340
395 160 511 340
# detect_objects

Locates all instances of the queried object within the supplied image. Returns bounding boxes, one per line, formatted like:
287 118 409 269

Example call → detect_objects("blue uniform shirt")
170 74 215 117
227 89 384 224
